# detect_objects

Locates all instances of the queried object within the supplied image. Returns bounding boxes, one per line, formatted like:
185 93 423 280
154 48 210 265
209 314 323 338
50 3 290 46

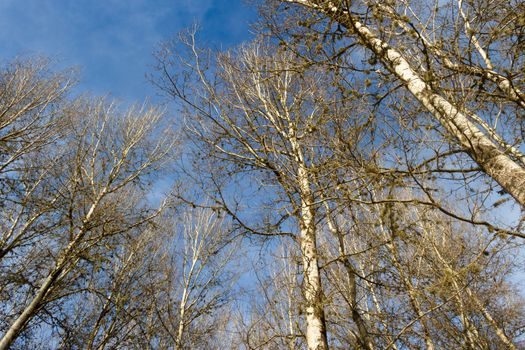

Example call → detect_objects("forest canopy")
1 1 524 349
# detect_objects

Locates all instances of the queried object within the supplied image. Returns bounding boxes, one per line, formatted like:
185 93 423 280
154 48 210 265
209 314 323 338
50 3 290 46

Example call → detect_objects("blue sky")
0 0 257 102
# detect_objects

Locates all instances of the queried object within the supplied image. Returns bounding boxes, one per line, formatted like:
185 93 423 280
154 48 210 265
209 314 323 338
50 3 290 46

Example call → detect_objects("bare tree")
0 96 174 350
272 0 525 206
0 57 74 174
235 241 305 350
47 203 238 350
317 181 525 349
149 206 239 350
0 57 75 261
153 32 376 349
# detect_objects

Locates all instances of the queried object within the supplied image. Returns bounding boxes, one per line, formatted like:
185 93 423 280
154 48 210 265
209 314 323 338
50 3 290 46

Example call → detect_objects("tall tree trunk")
290 135 329 350
175 286 189 350
384 239 435 350
299 191 328 350
0 264 64 350
285 0 525 206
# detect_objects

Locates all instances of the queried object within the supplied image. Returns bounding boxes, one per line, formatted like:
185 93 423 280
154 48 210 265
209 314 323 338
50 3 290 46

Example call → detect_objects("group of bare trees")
154 0 525 348
0 58 239 349
1 0 524 349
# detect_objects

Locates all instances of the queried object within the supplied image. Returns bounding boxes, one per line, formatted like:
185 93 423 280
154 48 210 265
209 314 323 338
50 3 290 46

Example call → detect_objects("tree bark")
299 190 329 350
0 265 63 350
290 136 329 350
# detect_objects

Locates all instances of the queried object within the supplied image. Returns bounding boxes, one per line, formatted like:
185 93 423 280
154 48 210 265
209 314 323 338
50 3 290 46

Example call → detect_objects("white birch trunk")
299 189 328 350
289 134 328 350
175 287 188 350
466 288 516 350
385 243 435 350
0 265 62 350
0 199 102 350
